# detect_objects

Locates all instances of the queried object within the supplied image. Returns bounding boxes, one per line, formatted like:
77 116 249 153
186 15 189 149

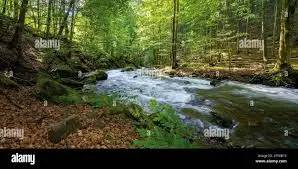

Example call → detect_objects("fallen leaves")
0 87 139 149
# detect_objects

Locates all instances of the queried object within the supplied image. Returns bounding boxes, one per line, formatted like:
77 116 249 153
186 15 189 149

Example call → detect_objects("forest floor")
0 87 139 149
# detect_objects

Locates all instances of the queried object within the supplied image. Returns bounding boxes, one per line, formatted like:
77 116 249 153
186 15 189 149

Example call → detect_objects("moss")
51 64 77 78
60 78 84 89
108 103 128 115
36 75 82 105
0 74 18 88
85 70 108 84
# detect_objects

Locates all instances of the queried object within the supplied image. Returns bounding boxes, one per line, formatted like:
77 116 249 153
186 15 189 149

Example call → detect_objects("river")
96 69 298 148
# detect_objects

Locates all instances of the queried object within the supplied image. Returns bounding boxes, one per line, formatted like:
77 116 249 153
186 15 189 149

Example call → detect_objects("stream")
96 69 298 148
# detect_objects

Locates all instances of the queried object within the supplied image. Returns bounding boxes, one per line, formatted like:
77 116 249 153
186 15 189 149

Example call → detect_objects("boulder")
51 64 77 78
48 115 81 143
84 70 108 84
60 78 84 89
210 79 221 86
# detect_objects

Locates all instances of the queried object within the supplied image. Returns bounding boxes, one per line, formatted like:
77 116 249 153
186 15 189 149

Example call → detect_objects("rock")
37 78 70 97
93 70 108 81
210 79 221 86
133 75 138 78
121 67 134 72
85 71 108 84
184 81 191 85
210 111 233 128
48 115 81 144
60 78 84 89
51 64 77 78
36 76 81 104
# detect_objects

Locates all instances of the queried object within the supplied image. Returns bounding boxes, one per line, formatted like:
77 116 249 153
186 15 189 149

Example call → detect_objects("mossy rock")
210 79 221 86
60 78 84 89
0 74 18 88
36 76 81 104
37 78 69 96
85 71 108 84
51 64 77 78
210 111 233 129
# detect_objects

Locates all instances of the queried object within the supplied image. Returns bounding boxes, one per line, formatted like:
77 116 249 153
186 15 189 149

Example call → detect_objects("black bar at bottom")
0 149 297 168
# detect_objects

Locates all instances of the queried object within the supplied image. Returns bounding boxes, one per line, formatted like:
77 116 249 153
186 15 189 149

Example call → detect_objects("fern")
134 99 197 148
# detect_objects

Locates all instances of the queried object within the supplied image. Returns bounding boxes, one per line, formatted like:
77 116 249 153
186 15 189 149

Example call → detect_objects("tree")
57 0 75 38
13 0 18 19
171 0 179 69
46 0 53 37
2 0 7 15
276 0 298 69
261 0 267 64
272 0 279 57
10 0 29 60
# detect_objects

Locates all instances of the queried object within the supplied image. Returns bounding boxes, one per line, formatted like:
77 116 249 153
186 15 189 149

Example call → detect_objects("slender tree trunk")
171 0 177 69
30 0 37 29
37 0 40 31
9 0 12 17
10 0 30 60
272 0 278 57
13 0 18 19
70 0 77 41
2 0 7 14
57 0 75 38
245 17 249 54
46 0 53 37
53 0 57 35
261 0 267 64
175 0 179 64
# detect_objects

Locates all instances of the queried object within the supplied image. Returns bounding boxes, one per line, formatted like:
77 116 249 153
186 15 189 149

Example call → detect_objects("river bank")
162 66 298 89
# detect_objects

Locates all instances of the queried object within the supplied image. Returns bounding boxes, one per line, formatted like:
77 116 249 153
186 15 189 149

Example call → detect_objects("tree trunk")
46 0 53 37
175 0 179 62
10 0 29 60
276 0 297 69
13 0 18 19
261 0 267 64
70 0 77 41
9 0 12 17
53 0 57 35
2 0 7 14
57 0 75 38
37 0 40 31
171 0 177 69
272 0 278 57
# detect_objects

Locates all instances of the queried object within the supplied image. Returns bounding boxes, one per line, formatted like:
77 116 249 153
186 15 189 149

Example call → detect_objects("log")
48 115 81 144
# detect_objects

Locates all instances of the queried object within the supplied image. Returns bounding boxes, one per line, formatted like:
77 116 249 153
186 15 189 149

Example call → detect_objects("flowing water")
96 69 298 148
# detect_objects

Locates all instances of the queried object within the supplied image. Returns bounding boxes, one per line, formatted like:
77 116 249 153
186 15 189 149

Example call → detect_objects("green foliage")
134 100 197 148
134 126 196 148
0 74 18 88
